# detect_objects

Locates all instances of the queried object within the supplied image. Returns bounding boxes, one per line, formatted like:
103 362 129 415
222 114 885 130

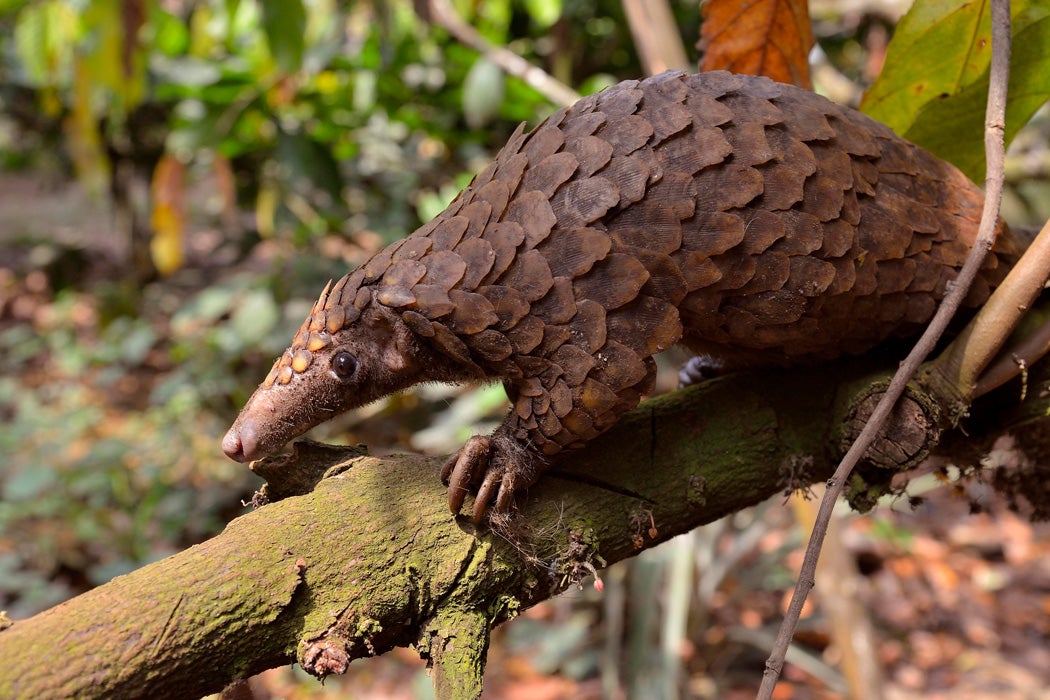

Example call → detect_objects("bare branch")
423 0 580 108
757 1 1014 696
976 298 1050 397
941 215 1050 397
0 358 918 700
623 0 690 77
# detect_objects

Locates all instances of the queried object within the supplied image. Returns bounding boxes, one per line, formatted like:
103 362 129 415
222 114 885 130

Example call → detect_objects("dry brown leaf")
121 0 146 78
698 0 813 89
212 154 238 232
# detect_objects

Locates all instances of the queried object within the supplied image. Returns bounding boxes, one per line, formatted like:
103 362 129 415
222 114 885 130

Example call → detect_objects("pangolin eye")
331 351 358 379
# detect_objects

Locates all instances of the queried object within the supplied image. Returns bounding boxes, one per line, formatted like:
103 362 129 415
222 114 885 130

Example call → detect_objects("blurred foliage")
1 1 1050 697
0 274 309 615
0 0 704 620
0 0 691 256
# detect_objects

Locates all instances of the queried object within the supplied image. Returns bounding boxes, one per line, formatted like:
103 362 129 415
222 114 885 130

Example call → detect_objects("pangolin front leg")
443 353 658 521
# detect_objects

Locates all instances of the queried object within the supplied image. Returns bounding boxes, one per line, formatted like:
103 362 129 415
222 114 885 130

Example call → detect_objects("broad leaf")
862 0 1050 182
81 0 148 111
13 0 77 87
259 0 306 73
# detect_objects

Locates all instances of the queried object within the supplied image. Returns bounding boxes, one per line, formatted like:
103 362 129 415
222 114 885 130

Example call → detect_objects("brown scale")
224 70 1021 523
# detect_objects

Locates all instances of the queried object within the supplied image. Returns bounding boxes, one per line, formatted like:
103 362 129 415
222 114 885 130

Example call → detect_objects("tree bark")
0 355 1041 699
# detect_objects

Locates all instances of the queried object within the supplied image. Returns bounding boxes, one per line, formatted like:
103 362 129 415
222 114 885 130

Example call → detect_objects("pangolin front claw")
442 435 492 516
441 433 535 522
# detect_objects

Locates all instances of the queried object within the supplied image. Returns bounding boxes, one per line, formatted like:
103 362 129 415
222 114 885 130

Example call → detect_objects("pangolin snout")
222 421 260 463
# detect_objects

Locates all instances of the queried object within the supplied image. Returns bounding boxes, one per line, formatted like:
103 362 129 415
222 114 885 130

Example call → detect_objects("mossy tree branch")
0 355 1043 700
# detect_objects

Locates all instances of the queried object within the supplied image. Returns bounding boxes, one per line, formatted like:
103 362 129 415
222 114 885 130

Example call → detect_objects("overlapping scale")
273 69 1015 481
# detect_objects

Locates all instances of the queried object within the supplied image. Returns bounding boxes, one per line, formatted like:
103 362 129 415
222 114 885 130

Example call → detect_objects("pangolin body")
223 70 1015 520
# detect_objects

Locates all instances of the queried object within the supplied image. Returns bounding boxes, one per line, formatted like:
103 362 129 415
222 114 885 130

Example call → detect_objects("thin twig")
975 302 1050 397
943 215 1050 397
755 2 1013 697
424 0 580 108
976 320 1050 397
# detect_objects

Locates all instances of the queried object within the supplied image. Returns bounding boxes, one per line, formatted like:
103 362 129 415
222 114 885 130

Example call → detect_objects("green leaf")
149 7 190 56
4 465 57 501
13 0 77 86
225 0 242 24
476 0 511 39
175 286 238 328
862 0 1050 182
523 0 562 28
461 57 505 129
259 0 306 73
0 0 31 13
229 290 279 348
862 0 994 128
119 320 156 366
902 19 1050 180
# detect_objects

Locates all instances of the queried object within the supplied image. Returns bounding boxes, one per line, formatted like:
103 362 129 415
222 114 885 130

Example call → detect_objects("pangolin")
223 70 1017 521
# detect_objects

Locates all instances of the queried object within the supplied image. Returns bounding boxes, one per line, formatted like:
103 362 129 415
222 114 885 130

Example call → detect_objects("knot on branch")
299 637 350 678
250 440 367 503
844 389 939 470
840 382 943 511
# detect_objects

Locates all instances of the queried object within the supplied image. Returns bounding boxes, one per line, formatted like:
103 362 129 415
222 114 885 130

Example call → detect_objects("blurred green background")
0 0 671 617
2 1 1050 698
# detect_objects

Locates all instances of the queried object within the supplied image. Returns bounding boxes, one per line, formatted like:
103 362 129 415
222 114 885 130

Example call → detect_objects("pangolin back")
236 70 1015 514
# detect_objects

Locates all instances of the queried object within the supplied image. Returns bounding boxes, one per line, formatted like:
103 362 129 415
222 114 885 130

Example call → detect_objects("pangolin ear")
383 315 420 372
362 306 413 372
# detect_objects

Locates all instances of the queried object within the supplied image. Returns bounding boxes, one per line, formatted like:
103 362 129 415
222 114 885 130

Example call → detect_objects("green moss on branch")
2 354 1038 699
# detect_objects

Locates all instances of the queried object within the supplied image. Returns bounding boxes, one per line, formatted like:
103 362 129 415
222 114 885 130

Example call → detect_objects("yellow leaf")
256 186 277 239
13 0 78 88
150 155 186 276
81 0 147 112
189 4 218 58
62 57 110 196
150 226 184 277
